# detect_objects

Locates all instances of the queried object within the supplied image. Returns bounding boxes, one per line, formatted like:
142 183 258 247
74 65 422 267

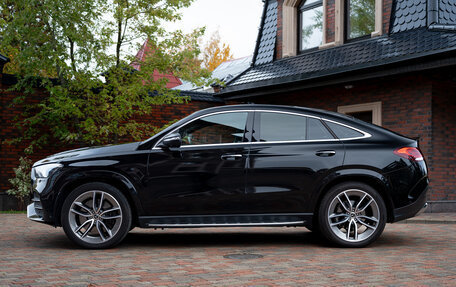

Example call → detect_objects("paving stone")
0 214 455 285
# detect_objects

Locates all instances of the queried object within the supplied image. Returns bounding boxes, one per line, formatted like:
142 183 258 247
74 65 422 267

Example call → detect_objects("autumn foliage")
202 31 234 71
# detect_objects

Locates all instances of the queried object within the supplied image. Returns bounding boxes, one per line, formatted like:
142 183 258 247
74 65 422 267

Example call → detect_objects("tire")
61 182 132 249
317 182 386 248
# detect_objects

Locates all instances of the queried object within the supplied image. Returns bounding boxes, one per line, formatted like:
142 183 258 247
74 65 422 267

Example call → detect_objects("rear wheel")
61 183 132 249
318 182 386 247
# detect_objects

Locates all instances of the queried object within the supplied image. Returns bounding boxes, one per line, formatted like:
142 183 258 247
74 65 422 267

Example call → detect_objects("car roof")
193 104 356 122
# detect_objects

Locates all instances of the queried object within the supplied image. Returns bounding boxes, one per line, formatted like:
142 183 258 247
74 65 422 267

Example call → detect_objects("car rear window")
325 121 364 139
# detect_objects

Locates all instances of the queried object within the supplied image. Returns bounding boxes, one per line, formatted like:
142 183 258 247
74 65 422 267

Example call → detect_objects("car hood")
33 142 141 167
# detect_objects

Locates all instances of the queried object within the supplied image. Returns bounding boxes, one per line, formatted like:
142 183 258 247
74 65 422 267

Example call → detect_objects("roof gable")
222 0 456 96
130 39 182 89
253 0 278 66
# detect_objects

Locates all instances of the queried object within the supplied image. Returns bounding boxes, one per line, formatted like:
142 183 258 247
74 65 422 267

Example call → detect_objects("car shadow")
122 229 323 248
33 228 413 250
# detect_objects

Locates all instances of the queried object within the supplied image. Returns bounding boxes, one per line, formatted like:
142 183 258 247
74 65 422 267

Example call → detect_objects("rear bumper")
392 185 428 222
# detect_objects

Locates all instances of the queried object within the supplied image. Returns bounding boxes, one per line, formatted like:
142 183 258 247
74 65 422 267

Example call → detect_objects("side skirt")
138 213 312 228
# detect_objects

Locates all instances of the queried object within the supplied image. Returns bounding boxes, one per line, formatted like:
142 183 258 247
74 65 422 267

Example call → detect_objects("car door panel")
142 111 253 216
246 142 344 214
245 111 345 214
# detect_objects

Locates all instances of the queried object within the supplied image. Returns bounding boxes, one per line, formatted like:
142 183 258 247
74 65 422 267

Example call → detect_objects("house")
218 0 456 212
174 55 253 92
130 39 183 89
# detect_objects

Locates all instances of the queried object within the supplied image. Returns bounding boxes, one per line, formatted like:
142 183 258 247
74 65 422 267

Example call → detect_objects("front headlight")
33 163 63 178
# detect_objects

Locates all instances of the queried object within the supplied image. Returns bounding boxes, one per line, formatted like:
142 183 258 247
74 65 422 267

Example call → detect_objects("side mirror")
160 133 182 149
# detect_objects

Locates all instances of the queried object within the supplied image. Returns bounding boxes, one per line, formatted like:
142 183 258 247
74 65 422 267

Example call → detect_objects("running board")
138 213 312 228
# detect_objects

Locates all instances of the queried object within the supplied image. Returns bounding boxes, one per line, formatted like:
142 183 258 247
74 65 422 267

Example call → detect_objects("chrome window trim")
152 109 371 150
322 117 372 141
152 110 252 150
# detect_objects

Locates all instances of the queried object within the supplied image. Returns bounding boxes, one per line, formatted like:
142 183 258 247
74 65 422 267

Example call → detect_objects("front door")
143 111 252 216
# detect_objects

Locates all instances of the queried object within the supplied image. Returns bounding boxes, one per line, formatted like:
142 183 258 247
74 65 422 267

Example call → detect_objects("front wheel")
61 183 132 249
318 182 386 247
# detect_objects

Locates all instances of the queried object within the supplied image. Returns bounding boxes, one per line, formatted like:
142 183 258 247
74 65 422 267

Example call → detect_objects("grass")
0 210 26 214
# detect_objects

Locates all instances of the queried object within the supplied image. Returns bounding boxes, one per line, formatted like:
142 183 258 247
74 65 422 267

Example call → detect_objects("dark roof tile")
178 91 224 103
391 0 427 33
439 0 456 25
226 29 456 90
253 0 277 66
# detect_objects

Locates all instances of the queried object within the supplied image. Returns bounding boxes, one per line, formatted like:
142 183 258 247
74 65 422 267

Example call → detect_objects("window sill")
371 30 382 37
319 42 336 50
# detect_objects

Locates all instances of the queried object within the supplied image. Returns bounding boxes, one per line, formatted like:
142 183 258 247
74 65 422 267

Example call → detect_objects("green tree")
0 0 211 206
0 0 210 146
6 157 32 210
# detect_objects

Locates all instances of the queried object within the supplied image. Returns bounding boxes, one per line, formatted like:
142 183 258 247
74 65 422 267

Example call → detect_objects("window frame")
154 110 252 149
344 0 376 43
154 109 372 149
337 101 382 126
298 0 324 53
252 110 370 144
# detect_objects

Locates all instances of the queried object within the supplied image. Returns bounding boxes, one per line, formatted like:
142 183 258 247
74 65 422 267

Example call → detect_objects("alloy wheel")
327 189 380 242
68 190 123 244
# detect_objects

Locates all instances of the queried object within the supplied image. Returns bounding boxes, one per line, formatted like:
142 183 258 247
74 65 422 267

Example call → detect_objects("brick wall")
275 0 284 60
326 0 336 43
383 0 393 34
431 80 456 201
244 72 441 200
0 78 219 208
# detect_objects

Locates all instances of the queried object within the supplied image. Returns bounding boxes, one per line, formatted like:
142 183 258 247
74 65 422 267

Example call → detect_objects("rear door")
245 111 345 214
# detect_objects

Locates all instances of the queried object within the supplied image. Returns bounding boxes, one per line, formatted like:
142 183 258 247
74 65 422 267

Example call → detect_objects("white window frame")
322 0 382 48
337 101 382 126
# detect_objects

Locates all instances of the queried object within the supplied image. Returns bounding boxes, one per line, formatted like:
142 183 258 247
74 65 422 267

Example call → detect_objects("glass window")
346 111 373 123
259 113 307 142
346 0 375 40
325 121 364 139
300 0 323 51
307 118 334 140
177 112 248 146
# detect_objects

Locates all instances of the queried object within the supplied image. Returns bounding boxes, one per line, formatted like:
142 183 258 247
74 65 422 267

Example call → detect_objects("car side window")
177 112 248 146
307 118 334 140
258 112 307 142
325 121 364 139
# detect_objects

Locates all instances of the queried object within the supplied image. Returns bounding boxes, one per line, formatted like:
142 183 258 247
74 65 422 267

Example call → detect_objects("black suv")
28 104 429 248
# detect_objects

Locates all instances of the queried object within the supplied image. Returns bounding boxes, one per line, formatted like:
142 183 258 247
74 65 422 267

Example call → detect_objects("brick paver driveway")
1 214 455 286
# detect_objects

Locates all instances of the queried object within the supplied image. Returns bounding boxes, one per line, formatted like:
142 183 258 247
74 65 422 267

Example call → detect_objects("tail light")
394 147 424 161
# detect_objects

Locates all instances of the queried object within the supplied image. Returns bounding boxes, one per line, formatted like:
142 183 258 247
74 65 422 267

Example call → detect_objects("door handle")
316 150 336 157
221 154 243 161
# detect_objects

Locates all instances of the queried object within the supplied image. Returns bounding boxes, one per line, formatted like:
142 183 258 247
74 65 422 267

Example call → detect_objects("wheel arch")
312 170 395 223
53 170 143 227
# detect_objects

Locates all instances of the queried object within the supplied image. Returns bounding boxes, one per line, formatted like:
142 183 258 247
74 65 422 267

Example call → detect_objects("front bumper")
27 191 49 224
27 203 45 223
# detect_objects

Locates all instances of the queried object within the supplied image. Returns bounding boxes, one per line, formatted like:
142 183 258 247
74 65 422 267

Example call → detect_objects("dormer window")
345 0 376 41
299 0 323 51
